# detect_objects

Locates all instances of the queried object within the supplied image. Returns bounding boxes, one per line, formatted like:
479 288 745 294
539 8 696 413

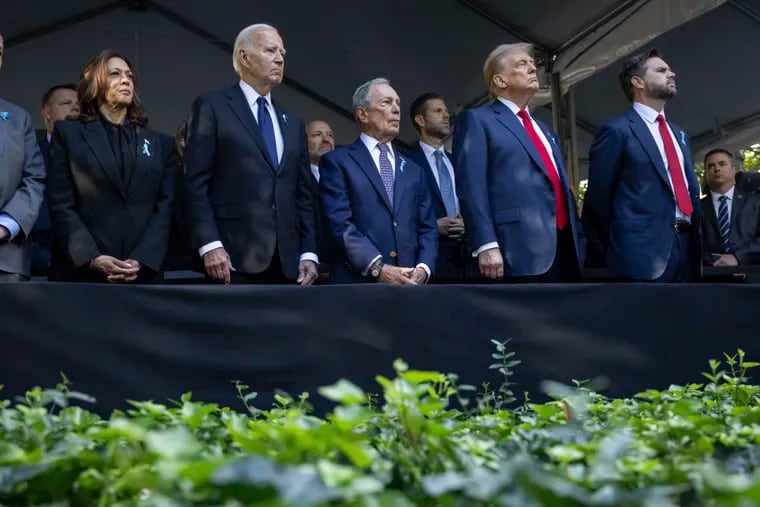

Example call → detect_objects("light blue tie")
256 97 278 169
434 150 456 216
377 143 395 206
718 195 731 252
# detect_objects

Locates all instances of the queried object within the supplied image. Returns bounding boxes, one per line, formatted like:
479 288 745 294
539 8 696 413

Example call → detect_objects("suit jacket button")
389 251 397 258
393 221 398 227
272 204 276 211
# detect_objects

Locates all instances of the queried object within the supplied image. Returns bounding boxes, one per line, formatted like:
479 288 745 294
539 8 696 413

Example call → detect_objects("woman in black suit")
48 49 175 282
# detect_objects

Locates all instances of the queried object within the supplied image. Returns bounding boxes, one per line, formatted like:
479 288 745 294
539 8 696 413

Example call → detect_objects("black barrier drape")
2 283 759 415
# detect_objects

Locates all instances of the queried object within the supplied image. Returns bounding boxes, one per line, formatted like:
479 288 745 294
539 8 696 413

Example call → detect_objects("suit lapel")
702 196 720 237
626 109 670 189
273 102 291 170
0 117 6 159
731 190 747 228
412 146 445 210
225 85 277 172
348 139 392 212
81 121 127 199
490 101 553 181
393 151 407 214
127 128 150 197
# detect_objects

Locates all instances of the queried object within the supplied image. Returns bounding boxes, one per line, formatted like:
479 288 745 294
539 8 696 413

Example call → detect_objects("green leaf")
145 427 203 460
318 379 366 404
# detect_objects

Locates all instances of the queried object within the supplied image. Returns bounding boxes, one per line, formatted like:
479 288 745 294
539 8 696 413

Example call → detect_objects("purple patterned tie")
377 143 395 206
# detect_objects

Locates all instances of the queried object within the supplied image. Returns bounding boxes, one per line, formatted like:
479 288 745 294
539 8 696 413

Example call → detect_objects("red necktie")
517 109 568 229
656 114 693 217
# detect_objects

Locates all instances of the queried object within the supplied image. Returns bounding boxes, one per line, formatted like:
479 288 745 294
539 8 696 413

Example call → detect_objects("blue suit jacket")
582 108 702 280
452 100 585 276
319 138 438 284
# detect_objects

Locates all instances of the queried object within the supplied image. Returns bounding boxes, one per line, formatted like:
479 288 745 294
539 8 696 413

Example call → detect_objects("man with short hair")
185 24 318 285
306 120 335 280
406 92 466 282
0 31 46 280
306 120 334 183
583 49 701 282
452 43 585 282
319 78 437 284
33 83 79 276
701 148 760 267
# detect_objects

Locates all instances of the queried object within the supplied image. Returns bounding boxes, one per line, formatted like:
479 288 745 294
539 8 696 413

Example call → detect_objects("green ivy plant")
2 343 760 506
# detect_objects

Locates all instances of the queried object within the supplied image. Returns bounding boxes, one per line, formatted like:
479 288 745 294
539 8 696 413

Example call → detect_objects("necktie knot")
256 96 267 108
656 114 666 125
719 195 728 203
433 150 444 161
377 142 389 156
517 109 530 122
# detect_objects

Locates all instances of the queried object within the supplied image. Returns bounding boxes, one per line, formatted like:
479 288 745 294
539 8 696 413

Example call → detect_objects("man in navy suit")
452 43 585 282
33 83 79 276
319 78 438 284
583 49 701 282
405 92 466 282
185 24 318 285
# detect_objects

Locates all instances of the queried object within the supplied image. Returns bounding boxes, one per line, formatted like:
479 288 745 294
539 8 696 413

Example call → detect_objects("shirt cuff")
415 263 431 283
199 241 223 257
299 252 319 265
362 254 382 276
0 213 21 241
473 242 499 257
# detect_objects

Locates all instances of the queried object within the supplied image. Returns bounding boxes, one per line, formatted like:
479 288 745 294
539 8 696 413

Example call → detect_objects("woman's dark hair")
78 48 148 127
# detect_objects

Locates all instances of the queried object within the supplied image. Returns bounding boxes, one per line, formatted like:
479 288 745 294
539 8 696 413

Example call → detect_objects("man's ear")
355 107 368 125
413 114 425 131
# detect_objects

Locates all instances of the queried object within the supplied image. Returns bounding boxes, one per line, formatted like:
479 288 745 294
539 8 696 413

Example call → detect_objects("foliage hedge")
2 342 760 506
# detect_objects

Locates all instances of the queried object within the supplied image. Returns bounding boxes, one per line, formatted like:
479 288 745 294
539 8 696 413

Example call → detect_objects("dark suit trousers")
504 226 581 283
653 229 696 283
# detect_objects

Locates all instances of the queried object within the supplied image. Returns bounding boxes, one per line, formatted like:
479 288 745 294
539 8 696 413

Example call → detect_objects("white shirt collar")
239 80 272 109
633 102 665 124
419 140 445 159
496 97 525 116
711 185 735 203
360 132 394 158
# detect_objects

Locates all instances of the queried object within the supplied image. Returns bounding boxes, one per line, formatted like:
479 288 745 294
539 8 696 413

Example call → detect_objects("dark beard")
647 82 676 101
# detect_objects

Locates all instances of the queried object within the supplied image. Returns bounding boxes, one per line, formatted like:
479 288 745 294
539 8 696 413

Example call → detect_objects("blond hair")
483 43 534 98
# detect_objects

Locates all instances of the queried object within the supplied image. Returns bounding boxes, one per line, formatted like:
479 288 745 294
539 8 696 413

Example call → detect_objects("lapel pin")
0 112 9 121
142 139 151 157
399 158 406 173
281 112 288 126
680 131 686 145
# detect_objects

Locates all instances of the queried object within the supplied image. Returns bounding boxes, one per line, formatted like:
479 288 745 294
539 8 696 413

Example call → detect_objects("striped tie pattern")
718 195 731 253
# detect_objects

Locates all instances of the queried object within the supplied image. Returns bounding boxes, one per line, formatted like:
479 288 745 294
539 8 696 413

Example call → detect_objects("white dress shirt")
310 164 320 183
632 102 690 222
711 185 735 220
358 133 430 281
198 81 318 267
418 141 459 215
474 98 560 257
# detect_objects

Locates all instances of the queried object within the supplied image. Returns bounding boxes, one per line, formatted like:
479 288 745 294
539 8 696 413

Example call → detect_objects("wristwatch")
370 259 385 279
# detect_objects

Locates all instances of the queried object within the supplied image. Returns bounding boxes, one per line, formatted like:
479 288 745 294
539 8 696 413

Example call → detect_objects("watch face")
371 268 380 278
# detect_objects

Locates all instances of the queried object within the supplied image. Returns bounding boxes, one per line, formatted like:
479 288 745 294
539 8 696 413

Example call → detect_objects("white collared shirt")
632 101 690 221
239 80 285 164
418 141 459 215
360 132 395 176
310 164 320 183
711 185 735 220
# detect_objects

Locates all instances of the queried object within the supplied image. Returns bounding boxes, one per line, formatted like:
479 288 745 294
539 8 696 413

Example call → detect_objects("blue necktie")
377 143 394 206
256 97 278 169
433 150 457 216
718 195 731 252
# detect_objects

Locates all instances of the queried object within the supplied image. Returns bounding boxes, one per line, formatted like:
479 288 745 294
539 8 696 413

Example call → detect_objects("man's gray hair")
352 77 391 110
232 23 277 75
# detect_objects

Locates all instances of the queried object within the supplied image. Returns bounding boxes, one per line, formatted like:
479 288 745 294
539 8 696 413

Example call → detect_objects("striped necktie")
718 195 731 252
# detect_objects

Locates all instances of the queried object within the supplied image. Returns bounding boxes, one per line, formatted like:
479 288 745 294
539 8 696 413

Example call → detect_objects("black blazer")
47 119 175 282
701 189 760 265
184 84 317 279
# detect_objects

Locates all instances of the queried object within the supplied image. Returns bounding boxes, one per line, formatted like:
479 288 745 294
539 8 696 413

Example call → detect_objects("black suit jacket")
701 188 760 265
47 119 176 282
405 143 466 280
30 136 53 276
184 84 317 279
